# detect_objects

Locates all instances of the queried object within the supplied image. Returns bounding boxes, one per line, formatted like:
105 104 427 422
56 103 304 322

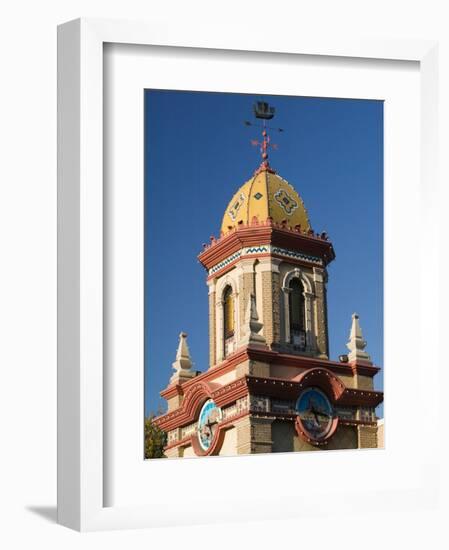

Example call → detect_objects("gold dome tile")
221 168 311 235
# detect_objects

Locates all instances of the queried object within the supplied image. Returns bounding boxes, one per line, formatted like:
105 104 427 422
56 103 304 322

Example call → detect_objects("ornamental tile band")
271 246 322 265
208 245 322 275
244 246 269 255
209 250 242 275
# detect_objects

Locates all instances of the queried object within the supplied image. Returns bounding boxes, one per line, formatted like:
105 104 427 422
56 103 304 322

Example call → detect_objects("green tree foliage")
144 413 167 459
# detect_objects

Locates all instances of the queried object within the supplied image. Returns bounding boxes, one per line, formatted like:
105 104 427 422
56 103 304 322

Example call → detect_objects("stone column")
271 269 281 345
237 260 256 342
259 259 281 347
164 446 183 458
357 425 378 449
235 415 252 455
215 295 225 364
313 267 329 358
250 417 274 454
207 280 216 368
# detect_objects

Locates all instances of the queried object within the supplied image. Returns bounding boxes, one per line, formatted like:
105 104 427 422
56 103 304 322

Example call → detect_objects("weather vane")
244 101 283 172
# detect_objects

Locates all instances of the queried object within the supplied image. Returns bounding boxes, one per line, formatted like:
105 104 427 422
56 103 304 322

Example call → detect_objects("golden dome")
221 168 311 235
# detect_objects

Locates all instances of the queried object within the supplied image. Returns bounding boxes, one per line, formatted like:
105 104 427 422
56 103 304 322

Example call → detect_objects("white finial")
346 313 371 363
239 294 267 347
170 332 196 384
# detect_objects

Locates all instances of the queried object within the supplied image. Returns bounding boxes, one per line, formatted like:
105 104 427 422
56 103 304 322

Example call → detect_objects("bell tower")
200 103 335 368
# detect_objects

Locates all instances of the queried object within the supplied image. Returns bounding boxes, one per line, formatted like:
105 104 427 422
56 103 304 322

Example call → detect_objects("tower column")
215 295 225 364
250 417 274 454
207 280 216 367
236 259 256 342
357 425 378 448
313 267 329 358
259 258 281 347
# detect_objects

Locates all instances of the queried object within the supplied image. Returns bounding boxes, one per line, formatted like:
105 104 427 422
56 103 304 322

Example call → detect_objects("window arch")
288 278 306 348
223 285 235 356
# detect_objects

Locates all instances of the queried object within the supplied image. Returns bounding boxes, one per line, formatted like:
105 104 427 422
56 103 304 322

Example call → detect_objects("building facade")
153 119 383 457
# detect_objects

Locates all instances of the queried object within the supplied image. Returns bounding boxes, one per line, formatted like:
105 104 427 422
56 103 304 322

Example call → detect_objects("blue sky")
144 90 383 417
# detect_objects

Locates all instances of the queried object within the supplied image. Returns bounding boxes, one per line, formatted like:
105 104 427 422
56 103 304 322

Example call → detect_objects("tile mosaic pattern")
208 245 322 275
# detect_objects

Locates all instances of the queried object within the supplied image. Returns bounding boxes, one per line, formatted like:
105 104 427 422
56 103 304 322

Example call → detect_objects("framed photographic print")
58 17 444 532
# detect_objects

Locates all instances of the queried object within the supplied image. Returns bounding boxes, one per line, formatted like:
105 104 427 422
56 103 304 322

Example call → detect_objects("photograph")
144 90 384 458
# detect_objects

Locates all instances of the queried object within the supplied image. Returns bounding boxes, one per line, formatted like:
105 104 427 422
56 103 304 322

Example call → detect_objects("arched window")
223 286 235 356
289 278 306 348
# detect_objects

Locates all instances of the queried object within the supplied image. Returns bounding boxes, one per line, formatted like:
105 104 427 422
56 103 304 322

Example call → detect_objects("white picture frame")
57 17 444 532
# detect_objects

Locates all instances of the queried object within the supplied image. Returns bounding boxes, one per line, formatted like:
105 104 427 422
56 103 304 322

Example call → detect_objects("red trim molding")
198 223 335 272
155 369 383 433
159 346 380 407
155 380 217 432
155 377 249 432
190 422 227 457
160 347 249 402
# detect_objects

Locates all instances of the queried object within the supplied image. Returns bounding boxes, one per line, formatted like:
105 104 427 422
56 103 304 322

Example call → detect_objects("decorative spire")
260 127 272 170
346 313 372 364
170 332 197 384
239 294 267 347
245 101 282 175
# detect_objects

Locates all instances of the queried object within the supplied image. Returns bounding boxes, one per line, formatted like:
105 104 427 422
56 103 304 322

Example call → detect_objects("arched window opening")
289 278 306 349
223 286 235 356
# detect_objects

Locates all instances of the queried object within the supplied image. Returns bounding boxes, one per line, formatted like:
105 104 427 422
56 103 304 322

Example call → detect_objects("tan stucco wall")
212 370 237 386
357 425 378 448
235 415 251 455
313 272 328 357
182 445 196 458
238 270 254 341
235 359 270 377
166 394 183 412
291 422 358 452
219 427 237 456
377 420 384 448
270 364 305 379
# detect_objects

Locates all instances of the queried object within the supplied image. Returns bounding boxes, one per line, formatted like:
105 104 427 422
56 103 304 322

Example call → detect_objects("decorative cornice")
244 346 381 378
338 388 384 407
155 377 250 432
160 345 380 403
198 222 335 273
160 346 249 401
271 245 323 265
207 244 323 277
246 370 383 407
209 250 242 275
155 368 383 432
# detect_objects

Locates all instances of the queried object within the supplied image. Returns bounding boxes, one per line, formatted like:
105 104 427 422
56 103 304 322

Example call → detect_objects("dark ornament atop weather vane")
253 100 275 120
244 101 284 174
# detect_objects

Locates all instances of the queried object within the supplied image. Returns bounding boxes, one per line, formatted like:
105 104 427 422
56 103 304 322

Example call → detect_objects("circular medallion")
197 399 223 451
295 387 336 442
